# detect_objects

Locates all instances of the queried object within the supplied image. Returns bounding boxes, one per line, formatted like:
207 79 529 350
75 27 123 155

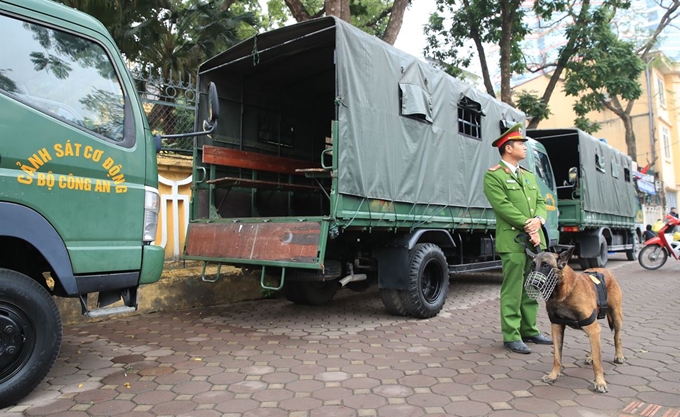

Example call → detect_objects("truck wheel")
380 289 409 316
401 243 449 319
283 280 338 306
0 269 62 408
638 245 668 270
590 237 608 268
626 233 640 261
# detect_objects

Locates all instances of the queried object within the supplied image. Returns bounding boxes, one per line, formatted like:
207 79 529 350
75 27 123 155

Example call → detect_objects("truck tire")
380 289 409 316
283 280 338 306
0 269 62 408
401 243 449 319
589 237 608 268
626 233 640 261
638 244 668 270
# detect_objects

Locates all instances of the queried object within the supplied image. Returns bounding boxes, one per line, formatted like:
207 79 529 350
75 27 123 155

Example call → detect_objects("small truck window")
0 14 125 141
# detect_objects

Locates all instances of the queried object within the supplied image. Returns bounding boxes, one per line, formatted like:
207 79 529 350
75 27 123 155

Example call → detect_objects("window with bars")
657 77 666 106
457 96 483 140
662 126 671 159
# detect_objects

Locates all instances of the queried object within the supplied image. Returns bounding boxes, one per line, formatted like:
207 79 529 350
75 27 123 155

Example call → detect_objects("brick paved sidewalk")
2 256 679 416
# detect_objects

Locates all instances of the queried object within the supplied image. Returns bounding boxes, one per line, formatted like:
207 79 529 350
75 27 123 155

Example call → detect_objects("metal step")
85 306 136 318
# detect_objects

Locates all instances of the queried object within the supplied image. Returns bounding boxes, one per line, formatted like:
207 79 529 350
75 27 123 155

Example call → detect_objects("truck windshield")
0 14 125 142
533 149 555 191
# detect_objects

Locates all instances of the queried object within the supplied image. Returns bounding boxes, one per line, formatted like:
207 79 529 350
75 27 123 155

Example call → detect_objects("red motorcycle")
638 215 680 270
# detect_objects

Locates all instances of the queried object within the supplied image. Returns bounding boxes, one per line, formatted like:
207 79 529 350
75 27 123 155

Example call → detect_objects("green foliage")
349 0 394 38
266 0 398 38
574 116 601 134
424 1 529 80
261 0 292 28
515 90 551 123
563 6 644 132
55 0 260 80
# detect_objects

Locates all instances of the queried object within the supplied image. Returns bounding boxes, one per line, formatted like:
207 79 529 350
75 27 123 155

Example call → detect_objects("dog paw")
542 374 558 384
593 382 609 393
585 355 593 365
614 355 625 364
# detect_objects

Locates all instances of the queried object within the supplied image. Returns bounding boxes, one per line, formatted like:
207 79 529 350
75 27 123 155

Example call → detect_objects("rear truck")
527 129 639 269
183 17 560 319
0 0 216 407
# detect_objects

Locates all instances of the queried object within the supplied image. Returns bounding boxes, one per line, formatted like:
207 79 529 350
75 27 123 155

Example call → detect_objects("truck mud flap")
184 221 325 267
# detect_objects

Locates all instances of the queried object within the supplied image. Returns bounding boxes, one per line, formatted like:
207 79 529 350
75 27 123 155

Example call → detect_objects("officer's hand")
529 232 541 247
524 217 541 234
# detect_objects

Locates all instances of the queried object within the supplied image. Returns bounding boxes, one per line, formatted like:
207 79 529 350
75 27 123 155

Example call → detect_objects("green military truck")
183 17 562 318
527 129 639 269
0 0 170 407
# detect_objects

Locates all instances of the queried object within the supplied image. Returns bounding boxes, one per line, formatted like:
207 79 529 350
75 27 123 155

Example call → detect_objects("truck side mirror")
201 82 220 133
567 167 578 185
207 82 219 124
157 81 220 146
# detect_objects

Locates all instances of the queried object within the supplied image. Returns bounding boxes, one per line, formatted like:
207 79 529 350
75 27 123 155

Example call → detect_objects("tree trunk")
326 0 350 22
498 1 514 105
382 0 409 45
622 113 637 162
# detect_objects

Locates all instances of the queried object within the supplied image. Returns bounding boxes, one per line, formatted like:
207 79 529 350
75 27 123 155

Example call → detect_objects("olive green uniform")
483 163 547 342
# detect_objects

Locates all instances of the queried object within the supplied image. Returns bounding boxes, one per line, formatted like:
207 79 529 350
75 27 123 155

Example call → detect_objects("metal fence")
131 70 197 154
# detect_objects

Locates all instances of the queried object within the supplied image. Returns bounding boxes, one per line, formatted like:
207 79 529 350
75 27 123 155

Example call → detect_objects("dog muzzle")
525 266 558 301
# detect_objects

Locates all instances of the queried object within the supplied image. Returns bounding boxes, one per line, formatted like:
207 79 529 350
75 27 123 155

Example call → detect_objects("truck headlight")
143 186 160 243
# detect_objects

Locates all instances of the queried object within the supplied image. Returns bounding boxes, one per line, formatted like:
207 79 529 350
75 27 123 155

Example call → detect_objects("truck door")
0 11 149 274
526 141 560 248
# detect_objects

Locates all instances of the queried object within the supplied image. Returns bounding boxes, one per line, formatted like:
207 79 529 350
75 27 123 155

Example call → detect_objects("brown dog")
527 246 624 393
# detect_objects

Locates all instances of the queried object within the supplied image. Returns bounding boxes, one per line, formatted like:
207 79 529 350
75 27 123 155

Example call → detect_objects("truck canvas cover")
528 129 636 217
197 16 524 209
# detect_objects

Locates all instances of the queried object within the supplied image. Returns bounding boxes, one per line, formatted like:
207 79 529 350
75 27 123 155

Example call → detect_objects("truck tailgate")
184 221 325 268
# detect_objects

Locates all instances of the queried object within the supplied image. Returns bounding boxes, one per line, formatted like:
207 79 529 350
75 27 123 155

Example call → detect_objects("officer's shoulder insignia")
488 164 501 171
520 166 533 174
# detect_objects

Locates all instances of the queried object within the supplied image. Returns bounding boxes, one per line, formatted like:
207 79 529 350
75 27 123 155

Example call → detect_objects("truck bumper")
139 244 164 284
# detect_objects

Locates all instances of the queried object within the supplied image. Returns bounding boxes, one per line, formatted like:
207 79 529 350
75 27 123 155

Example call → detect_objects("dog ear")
557 246 575 268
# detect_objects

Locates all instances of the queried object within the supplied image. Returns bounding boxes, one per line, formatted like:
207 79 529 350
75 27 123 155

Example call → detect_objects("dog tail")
607 313 614 331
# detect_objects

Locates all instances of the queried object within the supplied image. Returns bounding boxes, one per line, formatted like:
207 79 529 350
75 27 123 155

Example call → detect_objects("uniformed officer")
483 123 552 354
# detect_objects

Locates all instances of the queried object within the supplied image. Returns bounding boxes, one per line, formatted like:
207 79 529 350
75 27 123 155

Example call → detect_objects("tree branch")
285 0 312 21
636 0 680 59
364 7 393 29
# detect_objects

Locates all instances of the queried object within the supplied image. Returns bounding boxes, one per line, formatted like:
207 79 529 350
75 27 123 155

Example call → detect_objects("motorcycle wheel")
638 244 668 270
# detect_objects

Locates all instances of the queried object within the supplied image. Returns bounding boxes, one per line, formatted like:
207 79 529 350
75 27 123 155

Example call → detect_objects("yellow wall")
156 155 193 260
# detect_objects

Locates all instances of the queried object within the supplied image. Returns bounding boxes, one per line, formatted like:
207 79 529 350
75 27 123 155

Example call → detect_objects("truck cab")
0 0 164 406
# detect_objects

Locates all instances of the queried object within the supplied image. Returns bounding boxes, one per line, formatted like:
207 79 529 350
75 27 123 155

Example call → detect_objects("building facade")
514 52 679 225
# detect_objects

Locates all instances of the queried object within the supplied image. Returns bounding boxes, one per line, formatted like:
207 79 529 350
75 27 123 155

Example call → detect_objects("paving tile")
87 400 136 416
5 257 680 417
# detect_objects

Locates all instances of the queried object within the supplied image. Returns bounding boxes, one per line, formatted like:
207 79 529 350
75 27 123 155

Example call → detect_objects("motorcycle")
638 215 680 270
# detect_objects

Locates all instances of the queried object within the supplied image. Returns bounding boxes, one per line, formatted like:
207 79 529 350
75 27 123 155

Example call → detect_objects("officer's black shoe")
504 340 531 354
522 333 553 345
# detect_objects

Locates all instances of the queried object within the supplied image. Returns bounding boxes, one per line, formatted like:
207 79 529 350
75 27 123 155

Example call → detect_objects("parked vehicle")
527 129 639 269
0 0 215 406
638 215 680 270
183 17 560 318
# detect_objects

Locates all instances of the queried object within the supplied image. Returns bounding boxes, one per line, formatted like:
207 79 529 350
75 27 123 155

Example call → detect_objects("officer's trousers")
499 252 540 342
